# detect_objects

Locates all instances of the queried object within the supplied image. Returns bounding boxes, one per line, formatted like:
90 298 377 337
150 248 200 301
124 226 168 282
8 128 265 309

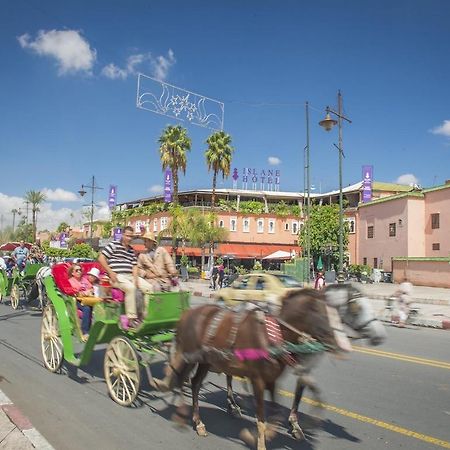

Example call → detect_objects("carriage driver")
98 226 142 328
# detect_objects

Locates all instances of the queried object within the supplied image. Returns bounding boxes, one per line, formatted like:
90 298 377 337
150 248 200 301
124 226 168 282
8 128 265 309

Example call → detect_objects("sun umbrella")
316 255 324 271
0 242 33 252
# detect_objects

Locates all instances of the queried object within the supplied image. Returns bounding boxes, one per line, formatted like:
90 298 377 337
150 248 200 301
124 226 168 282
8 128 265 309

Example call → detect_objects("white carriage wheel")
104 336 141 406
10 284 20 310
41 304 64 372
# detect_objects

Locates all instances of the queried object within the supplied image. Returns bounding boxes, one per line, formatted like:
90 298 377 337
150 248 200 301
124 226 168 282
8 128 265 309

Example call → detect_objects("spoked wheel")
41 304 64 372
104 336 141 406
10 284 21 310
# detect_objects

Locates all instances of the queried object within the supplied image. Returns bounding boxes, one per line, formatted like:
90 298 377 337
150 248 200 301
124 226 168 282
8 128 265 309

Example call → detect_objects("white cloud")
151 49 176 81
0 193 112 233
395 174 419 186
430 120 450 138
102 49 176 81
18 29 96 75
148 185 163 194
42 188 78 202
101 63 127 80
268 156 281 166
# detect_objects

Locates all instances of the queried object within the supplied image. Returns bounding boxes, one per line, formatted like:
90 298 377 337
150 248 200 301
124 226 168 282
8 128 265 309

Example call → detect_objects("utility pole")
305 101 311 282
79 176 103 243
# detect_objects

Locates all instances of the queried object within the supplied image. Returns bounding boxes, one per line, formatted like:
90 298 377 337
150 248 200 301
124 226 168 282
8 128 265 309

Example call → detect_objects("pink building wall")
357 198 411 271
424 187 450 257
406 197 426 256
393 259 450 288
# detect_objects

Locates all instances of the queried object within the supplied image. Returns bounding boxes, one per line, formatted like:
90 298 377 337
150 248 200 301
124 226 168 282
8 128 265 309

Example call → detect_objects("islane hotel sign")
232 168 281 191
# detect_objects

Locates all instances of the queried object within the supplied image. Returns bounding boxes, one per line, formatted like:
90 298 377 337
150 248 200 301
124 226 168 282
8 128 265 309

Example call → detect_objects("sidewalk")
0 389 54 449
180 278 450 330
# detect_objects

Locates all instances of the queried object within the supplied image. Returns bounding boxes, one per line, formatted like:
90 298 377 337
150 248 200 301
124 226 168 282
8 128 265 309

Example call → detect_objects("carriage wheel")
41 304 64 372
10 284 21 310
104 336 141 406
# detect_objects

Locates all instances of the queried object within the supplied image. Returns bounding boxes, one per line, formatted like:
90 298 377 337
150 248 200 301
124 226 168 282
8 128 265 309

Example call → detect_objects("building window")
345 217 356 234
257 219 264 233
268 219 275 234
153 219 158 232
243 218 250 232
389 223 396 237
431 213 440 229
284 222 289 231
291 221 299 234
432 243 440 251
363 257 367 265
367 225 374 239
160 217 168 230
230 217 237 232
219 219 224 228
373 257 378 268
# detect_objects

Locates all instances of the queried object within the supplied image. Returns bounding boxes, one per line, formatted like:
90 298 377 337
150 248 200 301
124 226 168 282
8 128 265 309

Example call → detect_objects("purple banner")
113 227 122 241
59 232 67 248
164 169 172 203
362 165 373 203
108 185 117 210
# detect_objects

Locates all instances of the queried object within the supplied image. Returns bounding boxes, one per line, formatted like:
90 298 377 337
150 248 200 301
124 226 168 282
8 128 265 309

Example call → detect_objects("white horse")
34 266 52 310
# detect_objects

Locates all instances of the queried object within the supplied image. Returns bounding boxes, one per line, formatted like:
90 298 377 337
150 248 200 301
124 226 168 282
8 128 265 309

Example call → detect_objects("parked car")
213 272 303 307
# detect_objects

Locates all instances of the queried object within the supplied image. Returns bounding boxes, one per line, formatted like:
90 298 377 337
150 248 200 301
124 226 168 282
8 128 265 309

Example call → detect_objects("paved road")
0 299 449 450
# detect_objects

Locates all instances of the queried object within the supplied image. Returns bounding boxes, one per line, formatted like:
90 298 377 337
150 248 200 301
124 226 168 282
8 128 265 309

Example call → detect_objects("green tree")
299 204 349 269
57 222 70 233
205 131 234 209
159 206 197 260
158 125 192 205
190 212 228 271
14 217 33 242
24 190 46 243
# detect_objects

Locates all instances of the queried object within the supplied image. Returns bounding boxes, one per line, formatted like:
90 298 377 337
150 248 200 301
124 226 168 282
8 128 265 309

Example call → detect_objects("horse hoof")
227 405 242 418
196 422 208 436
291 425 305 440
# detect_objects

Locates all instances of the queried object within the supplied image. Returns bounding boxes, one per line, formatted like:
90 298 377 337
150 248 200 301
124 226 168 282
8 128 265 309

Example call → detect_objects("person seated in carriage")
12 241 29 272
137 231 178 293
98 226 142 328
68 263 95 341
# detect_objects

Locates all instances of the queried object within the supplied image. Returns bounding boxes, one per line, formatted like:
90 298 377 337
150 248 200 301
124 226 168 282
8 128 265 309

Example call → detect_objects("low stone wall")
393 258 450 288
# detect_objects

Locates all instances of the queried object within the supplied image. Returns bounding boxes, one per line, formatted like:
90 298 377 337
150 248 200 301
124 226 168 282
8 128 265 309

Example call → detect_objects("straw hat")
141 231 157 243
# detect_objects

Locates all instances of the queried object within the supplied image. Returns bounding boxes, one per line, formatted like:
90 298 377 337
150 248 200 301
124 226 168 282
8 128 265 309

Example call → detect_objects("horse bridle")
341 296 380 332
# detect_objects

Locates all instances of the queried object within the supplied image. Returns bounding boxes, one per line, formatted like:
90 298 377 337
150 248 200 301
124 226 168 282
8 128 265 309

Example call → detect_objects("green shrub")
187 266 199 274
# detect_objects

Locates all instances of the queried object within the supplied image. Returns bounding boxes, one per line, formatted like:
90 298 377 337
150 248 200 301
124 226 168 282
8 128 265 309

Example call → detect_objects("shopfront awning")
217 243 295 259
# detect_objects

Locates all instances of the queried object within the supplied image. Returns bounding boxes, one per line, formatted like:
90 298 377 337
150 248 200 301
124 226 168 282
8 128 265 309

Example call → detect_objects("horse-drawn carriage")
0 262 44 310
40 261 190 406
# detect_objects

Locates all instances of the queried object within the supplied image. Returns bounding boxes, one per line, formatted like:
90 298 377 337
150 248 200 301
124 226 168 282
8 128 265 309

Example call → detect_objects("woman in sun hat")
86 267 101 297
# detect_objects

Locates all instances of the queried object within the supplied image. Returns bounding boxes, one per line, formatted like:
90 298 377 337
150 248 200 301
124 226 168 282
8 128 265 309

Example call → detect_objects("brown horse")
155 288 347 450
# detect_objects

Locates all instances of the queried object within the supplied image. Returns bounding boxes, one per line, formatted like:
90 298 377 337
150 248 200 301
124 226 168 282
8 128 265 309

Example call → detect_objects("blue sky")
1 0 450 231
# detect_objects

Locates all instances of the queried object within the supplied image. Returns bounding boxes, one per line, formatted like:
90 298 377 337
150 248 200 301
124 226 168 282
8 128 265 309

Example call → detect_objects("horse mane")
280 287 322 304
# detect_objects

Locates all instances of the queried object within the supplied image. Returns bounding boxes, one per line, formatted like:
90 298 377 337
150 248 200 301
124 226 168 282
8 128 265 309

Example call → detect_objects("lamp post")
78 176 103 242
319 90 352 281
11 208 22 233
304 101 311 282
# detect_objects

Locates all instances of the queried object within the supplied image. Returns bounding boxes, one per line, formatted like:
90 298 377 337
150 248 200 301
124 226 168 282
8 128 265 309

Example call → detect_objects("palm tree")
158 125 192 206
205 131 234 209
24 190 46 242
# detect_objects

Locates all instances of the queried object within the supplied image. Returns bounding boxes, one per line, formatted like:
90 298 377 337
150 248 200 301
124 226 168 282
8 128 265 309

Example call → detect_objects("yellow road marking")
278 389 450 449
352 346 450 370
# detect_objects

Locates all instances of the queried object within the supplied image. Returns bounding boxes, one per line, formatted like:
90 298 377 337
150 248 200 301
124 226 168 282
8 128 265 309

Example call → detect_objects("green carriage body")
42 275 190 367
7 263 45 309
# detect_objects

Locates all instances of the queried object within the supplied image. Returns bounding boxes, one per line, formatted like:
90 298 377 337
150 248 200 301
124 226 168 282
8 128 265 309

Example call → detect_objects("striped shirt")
101 241 137 274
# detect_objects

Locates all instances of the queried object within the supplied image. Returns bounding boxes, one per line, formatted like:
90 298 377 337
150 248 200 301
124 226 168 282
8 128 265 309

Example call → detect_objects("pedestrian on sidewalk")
393 280 413 327
210 265 219 290
314 271 325 290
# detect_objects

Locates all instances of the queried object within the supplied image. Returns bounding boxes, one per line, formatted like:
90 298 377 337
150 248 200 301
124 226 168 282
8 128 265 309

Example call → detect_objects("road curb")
0 389 54 449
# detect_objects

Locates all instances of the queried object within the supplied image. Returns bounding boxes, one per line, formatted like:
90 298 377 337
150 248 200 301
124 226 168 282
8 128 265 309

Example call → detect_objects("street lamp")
319 90 352 281
79 176 103 242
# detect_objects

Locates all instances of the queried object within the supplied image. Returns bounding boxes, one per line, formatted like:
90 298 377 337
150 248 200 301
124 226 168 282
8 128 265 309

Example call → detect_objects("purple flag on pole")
164 169 172 203
59 232 67 248
362 165 373 203
108 185 117 210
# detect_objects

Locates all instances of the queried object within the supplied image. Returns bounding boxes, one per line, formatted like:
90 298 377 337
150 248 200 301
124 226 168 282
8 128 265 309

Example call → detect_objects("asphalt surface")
0 298 449 450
